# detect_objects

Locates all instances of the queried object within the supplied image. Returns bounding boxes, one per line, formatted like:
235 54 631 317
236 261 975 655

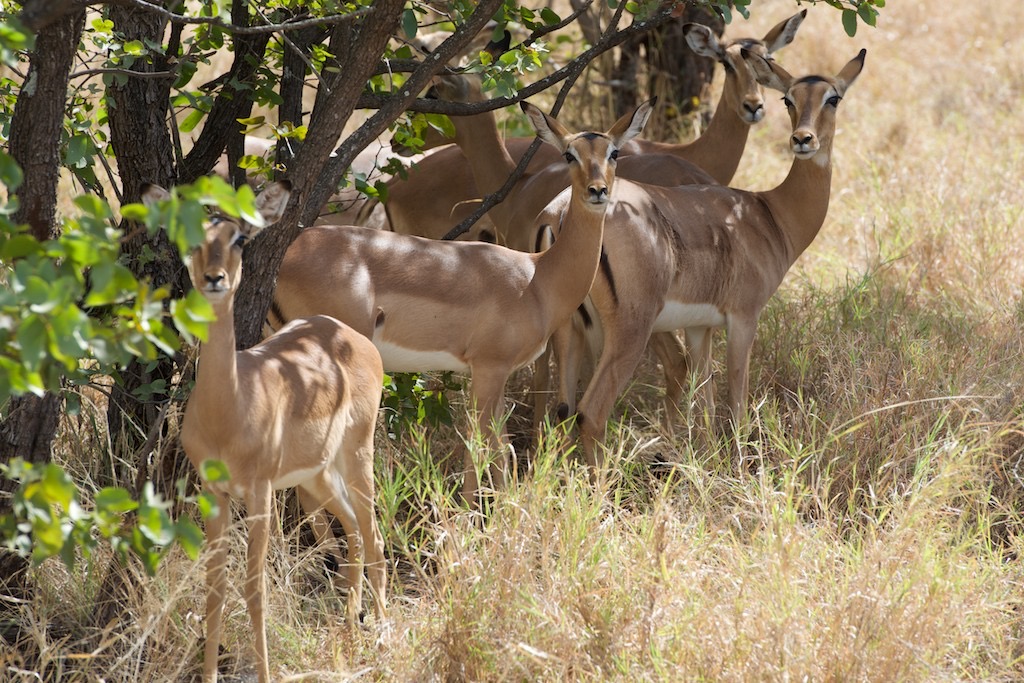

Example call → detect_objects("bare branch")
69 67 174 80
357 4 674 117
103 0 375 35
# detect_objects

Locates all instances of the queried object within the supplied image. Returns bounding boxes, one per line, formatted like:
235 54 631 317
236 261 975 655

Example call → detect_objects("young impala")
270 100 652 502
147 182 386 683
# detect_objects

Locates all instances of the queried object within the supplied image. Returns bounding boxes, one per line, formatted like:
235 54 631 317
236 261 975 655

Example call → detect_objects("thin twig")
106 0 375 35
68 67 175 80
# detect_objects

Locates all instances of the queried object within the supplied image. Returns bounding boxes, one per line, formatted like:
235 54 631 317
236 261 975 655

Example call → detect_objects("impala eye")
609 149 619 161
827 94 842 107
232 232 248 249
563 151 575 164
782 96 794 109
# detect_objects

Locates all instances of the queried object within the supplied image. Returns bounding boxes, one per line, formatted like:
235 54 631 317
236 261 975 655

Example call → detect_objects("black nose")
588 185 608 202
745 102 763 116
204 273 225 286
792 133 814 146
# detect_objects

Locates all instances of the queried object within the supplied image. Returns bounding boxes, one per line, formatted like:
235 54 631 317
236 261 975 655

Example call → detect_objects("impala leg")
725 316 758 461
244 480 273 683
339 427 387 622
684 326 716 433
203 489 231 683
302 473 364 625
295 489 347 586
575 330 650 471
463 367 511 502
529 343 552 442
551 321 583 423
648 331 689 438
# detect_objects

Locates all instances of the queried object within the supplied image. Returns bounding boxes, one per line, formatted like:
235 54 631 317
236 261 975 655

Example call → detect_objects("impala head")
142 181 292 302
749 49 866 163
684 10 806 124
521 98 654 209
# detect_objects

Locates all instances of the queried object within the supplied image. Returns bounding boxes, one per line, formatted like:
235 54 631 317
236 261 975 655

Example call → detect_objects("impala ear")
140 183 171 206
254 180 292 227
683 23 726 61
835 49 866 96
744 48 792 93
762 9 806 55
607 97 656 148
522 101 572 151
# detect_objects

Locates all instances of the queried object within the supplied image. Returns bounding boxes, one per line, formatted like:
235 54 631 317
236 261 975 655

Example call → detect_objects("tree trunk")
102 1 184 454
232 0 507 350
609 5 723 133
0 4 86 638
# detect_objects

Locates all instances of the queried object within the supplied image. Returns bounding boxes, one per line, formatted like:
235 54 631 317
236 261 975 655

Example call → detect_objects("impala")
270 100 652 502
378 13 805 438
381 10 806 243
561 50 867 469
147 182 386 683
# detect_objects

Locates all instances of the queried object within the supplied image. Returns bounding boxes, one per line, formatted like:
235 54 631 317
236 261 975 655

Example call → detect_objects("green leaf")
1 234 40 260
39 464 76 509
842 9 858 37
857 3 877 27
85 261 139 306
122 39 145 55
64 135 95 169
120 202 148 222
540 7 560 25
171 288 216 343
196 491 219 519
0 150 24 192
199 459 230 484
95 487 139 514
175 519 205 559
402 8 418 39
179 109 205 134
16 315 47 371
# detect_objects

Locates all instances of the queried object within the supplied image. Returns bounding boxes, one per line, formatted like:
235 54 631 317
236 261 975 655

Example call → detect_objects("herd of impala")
154 12 867 681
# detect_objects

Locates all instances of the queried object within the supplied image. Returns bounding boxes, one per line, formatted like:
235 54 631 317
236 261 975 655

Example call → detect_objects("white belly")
373 338 470 373
272 464 325 492
653 302 726 332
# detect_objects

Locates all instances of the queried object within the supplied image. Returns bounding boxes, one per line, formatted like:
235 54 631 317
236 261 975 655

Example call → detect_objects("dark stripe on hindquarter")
599 247 618 305
268 299 287 331
535 224 551 254
576 303 592 329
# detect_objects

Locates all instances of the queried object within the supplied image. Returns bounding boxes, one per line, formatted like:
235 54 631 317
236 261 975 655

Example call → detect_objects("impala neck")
671 86 751 185
533 190 607 327
761 146 833 264
193 297 242 426
453 110 518 233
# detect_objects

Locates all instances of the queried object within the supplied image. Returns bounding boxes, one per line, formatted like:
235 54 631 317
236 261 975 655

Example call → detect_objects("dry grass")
8 1 1024 680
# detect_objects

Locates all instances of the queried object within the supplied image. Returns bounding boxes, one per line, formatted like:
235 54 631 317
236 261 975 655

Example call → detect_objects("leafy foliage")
382 371 462 440
0 168 260 411
0 458 215 575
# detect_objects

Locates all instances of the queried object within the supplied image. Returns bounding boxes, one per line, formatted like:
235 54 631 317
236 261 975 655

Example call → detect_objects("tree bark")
609 5 723 130
0 4 86 637
102 1 184 453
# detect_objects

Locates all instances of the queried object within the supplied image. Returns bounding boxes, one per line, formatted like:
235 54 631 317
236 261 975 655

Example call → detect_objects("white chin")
793 149 818 160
